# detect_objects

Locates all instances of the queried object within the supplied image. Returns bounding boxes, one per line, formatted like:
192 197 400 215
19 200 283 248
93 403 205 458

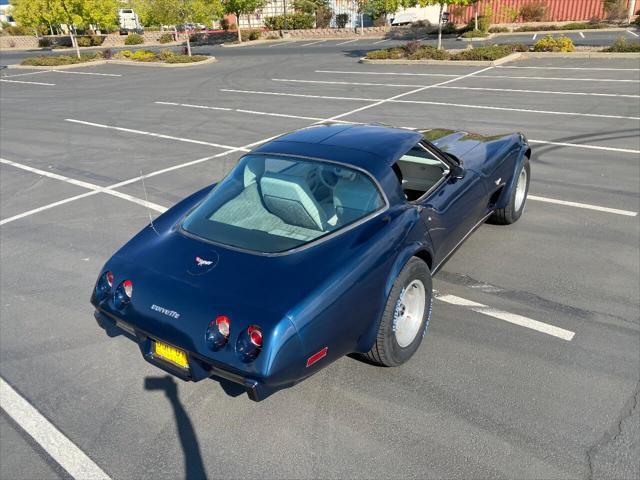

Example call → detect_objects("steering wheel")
318 167 339 189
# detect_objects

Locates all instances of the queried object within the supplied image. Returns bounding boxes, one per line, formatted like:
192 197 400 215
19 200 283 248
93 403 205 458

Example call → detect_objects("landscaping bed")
20 49 212 67
365 43 528 62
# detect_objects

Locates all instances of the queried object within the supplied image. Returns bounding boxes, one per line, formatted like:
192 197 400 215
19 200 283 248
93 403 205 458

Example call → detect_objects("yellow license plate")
154 340 189 369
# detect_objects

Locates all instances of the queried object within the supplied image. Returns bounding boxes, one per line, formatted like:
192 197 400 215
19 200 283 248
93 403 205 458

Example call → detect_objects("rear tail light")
122 279 133 298
206 315 230 351
216 315 230 337
237 325 263 362
114 280 133 309
95 271 114 301
248 326 263 347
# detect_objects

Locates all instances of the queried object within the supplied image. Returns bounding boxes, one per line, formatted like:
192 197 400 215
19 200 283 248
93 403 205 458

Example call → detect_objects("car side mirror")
451 165 465 179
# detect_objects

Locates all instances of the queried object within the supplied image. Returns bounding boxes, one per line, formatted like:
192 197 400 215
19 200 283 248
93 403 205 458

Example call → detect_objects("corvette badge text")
151 304 181 319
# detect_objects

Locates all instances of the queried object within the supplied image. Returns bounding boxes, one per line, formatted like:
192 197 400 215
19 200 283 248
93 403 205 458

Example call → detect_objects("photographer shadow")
144 376 207 480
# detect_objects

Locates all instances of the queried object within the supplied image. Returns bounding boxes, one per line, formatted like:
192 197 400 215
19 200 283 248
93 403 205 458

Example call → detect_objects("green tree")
77 0 118 32
419 0 471 49
11 0 65 35
221 0 267 42
293 0 332 28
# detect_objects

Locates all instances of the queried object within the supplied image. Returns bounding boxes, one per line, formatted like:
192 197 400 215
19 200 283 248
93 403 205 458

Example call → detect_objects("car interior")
207 157 384 245
394 144 450 201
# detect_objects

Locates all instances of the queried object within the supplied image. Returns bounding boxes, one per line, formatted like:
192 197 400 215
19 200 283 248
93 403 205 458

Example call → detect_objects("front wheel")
363 257 433 367
490 158 530 225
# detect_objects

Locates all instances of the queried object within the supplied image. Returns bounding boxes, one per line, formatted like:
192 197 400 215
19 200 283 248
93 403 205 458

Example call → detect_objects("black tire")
364 257 433 367
490 158 530 225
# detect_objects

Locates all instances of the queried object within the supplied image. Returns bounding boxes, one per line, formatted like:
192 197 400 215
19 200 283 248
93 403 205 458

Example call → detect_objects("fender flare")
495 142 531 210
356 240 434 352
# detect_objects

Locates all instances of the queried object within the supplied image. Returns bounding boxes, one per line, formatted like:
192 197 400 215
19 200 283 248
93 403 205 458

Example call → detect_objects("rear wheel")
364 257 432 367
490 158 530 225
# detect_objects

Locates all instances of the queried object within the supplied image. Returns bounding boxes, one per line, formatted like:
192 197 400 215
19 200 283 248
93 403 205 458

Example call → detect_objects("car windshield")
182 154 385 253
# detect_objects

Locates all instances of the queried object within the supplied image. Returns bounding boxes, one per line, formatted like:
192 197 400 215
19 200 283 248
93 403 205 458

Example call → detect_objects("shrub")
335 13 350 28
519 1 547 22
124 33 144 45
21 52 98 66
101 48 113 59
451 44 515 60
120 50 132 57
489 26 510 33
264 13 315 30
405 40 421 55
462 29 489 38
38 37 51 47
533 35 575 52
316 7 332 28
130 49 156 61
365 47 404 59
603 0 627 22
442 22 458 34
159 33 174 44
635 16 640 27
221 18 231 31
500 6 519 23
164 54 208 63
407 46 449 60
76 36 91 47
604 36 640 52
241 29 261 41
466 15 490 33
90 35 104 46
3 25 32 36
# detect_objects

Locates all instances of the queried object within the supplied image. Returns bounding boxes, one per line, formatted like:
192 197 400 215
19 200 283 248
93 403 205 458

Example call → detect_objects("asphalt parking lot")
1 39 639 480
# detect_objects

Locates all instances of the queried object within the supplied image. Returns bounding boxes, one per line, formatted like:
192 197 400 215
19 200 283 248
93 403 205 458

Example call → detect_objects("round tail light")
95 271 114 301
248 326 263 347
216 315 230 337
122 279 133 298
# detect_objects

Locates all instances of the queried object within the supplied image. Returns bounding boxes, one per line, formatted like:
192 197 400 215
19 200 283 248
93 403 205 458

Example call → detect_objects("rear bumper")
94 309 272 401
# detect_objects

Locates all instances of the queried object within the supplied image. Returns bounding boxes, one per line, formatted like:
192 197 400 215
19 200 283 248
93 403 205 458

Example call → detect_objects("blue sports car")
91 124 531 401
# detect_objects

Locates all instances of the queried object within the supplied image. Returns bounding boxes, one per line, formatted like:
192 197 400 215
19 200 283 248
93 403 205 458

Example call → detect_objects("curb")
360 52 522 66
7 56 217 70
519 51 640 58
221 39 291 47
493 27 634 37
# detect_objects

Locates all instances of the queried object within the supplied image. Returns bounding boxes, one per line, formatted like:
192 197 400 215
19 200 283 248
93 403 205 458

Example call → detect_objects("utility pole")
284 0 288 31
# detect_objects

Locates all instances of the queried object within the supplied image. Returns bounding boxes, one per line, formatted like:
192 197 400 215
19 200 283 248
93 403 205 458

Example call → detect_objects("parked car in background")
118 8 143 35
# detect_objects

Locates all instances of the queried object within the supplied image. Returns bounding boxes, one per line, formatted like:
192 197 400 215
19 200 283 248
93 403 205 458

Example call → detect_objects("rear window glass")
182 155 385 253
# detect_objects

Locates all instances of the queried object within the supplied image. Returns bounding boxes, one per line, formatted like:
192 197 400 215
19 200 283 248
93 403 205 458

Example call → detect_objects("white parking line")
533 33 538 40
435 294 575 341
221 88 377 102
51 70 122 77
626 29 639 37
0 158 168 214
65 119 248 151
1 70 51 78
0 377 111 479
528 195 637 216
578 31 585 38
495 65 640 71
335 39 360 46
0 78 55 86
155 100 328 121
221 88 640 121
267 41 292 48
156 101 232 112
316 69 460 77
315 70 640 83
273 78 639 98
371 38 390 45
325 66 495 122
300 39 326 47
527 139 639 154
0 133 285 226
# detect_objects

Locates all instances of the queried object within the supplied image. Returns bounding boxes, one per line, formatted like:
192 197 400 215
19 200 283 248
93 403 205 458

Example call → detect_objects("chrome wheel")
514 167 528 211
394 280 426 348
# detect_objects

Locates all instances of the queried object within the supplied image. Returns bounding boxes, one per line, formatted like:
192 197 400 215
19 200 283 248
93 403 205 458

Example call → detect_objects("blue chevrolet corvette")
91 124 531 401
